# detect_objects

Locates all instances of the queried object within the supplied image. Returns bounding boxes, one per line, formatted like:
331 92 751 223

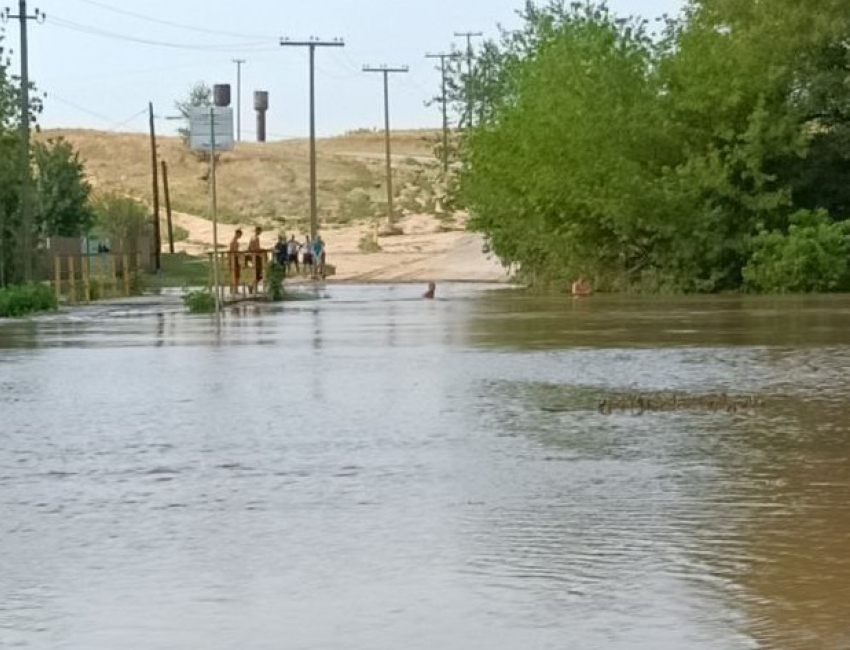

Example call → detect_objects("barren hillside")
41 128 452 231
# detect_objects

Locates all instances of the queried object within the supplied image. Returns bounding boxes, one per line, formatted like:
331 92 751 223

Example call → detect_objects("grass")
0 283 58 318
148 252 211 289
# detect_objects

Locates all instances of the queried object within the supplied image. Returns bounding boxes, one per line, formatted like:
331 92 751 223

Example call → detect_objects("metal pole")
308 44 317 242
233 58 245 142
209 107 222 324
148 102 161 272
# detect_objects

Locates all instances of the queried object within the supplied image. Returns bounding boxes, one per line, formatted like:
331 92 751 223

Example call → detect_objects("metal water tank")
254 91 269 112
213 84 231 107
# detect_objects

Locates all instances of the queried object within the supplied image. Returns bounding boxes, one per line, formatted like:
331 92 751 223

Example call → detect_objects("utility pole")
232 58 246 142
280 37 345 242
3 1 44 282
454 31 482 128
161 160 174 254
363 65 408 229
425 52 460 173
148 102 161 272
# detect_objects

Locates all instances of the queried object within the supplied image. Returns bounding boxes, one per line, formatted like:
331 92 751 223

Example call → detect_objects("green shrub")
743 210 850 293
183 290 216 314
0 283 58 318
267 262 286 302
358 232 382 253
171 223 190 243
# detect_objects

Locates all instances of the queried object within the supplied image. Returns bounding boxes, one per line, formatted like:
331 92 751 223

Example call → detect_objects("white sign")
189 107 234 152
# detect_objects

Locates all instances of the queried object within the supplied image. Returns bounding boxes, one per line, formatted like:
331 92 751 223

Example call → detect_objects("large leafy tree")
33 137 94 238
457 0 850 292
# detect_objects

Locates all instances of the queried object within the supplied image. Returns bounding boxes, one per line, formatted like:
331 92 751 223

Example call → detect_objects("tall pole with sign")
189 106 234 321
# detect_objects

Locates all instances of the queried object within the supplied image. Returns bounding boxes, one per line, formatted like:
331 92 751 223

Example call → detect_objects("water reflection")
1 287 849 650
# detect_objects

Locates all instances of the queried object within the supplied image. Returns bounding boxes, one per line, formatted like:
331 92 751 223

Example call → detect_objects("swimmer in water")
571 277 593 297
423 282 436 299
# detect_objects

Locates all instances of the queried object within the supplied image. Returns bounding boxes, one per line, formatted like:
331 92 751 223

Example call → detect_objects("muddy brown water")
2 286 849 650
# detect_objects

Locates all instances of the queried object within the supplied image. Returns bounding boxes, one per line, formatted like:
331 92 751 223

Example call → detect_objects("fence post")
82 255 91 303
54 256 62 303
109 254 118 298
68 256 77 305
123 253 131 296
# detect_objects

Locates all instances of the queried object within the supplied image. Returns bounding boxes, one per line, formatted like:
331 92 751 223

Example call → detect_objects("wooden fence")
53 252 144 304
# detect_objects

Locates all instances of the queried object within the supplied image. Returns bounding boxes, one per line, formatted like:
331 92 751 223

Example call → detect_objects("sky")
3 0 684 140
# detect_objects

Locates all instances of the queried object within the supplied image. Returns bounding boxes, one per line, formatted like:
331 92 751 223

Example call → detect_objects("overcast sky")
3 0 683 140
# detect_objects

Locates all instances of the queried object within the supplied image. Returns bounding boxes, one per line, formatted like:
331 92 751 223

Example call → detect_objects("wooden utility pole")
454 31 482 128
4 1 44 282
161 160 174 254
363 65 409 229
280 37 345 242
148 102 161 272
425 52 460 173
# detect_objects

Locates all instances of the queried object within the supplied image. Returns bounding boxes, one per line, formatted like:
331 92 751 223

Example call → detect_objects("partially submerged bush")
183 290 216 314
0 283 58 318
267 262 286 302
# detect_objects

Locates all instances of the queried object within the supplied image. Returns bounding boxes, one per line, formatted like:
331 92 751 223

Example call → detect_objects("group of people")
273 234 326 278
227 226 330 294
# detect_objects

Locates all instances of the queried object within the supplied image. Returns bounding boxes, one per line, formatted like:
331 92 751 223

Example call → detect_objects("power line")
69 0 276 41
48 15 274 51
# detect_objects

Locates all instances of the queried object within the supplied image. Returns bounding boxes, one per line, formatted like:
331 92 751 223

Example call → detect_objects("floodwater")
1 286 849 650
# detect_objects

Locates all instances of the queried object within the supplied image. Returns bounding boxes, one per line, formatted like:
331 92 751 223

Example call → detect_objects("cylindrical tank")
213 84 231 107
253 90 269 112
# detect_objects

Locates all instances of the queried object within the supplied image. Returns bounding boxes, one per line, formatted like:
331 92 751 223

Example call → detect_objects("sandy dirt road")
169 212 509 283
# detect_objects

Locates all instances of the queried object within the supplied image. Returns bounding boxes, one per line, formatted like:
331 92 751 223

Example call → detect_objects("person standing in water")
423 282 436 299
571 277 593 297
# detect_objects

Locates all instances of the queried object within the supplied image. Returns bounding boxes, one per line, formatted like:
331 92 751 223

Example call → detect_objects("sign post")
189 106 234 322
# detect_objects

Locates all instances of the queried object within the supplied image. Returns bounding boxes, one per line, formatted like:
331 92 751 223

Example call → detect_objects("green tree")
458 0 850 293
175 81 212 145
92 193 151 257
33 137 94 238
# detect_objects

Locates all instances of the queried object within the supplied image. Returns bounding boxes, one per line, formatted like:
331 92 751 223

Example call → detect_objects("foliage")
183 289 216 314
0 282 57 318
358 231 382 253
453 0 850 293
175 82 212 147
743 210 850 293
33 137 94 238
171 223 190 242
92 193 150 254
266 261 286 302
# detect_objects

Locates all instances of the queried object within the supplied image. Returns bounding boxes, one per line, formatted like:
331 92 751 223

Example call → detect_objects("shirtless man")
247 226 264 294
571 277 593 297
229 229 243 294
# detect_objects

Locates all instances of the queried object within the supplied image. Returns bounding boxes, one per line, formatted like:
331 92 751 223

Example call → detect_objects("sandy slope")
170 212 509 283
